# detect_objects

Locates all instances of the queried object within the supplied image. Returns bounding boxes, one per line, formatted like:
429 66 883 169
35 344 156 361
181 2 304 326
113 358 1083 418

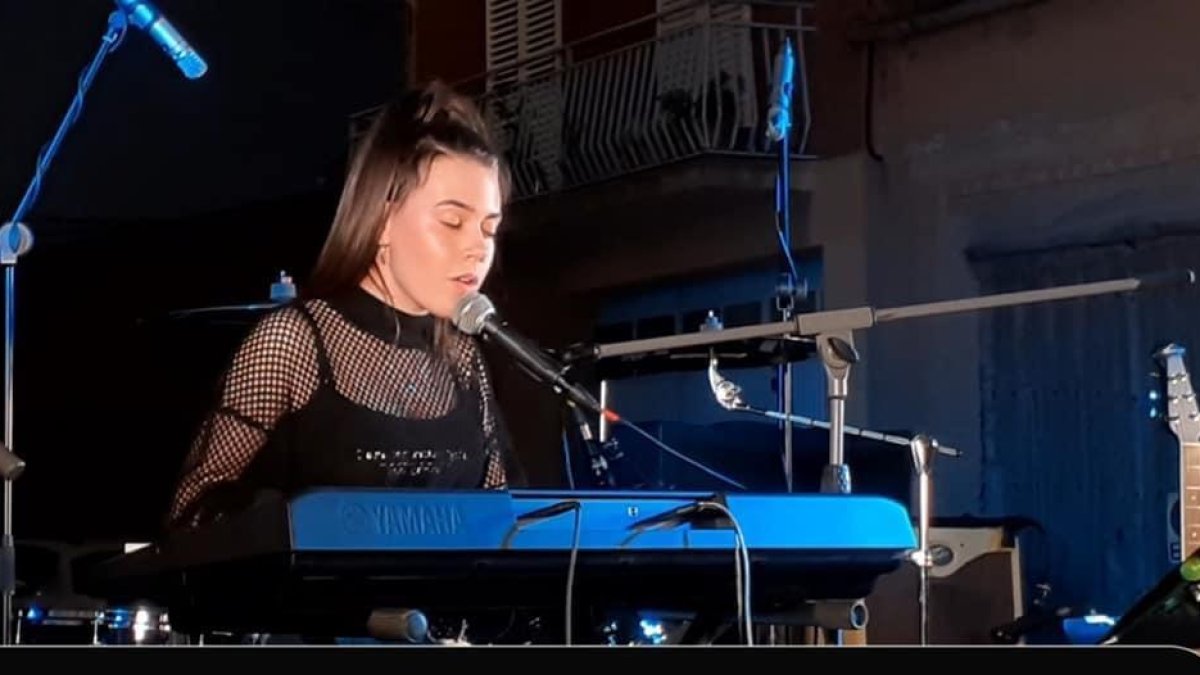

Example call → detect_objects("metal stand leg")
1 440 26 646
909 434 938 646
817 332 858 494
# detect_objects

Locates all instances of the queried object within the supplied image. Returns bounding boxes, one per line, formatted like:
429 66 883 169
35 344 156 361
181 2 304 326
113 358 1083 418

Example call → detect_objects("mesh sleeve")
165 306 320 528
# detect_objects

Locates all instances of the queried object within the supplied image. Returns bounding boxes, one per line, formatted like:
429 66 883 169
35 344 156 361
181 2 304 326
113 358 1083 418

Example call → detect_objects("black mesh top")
165 286 520 530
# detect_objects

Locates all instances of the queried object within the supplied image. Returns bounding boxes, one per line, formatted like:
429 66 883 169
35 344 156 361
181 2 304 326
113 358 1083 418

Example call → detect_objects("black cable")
627 500 753 644
504 500 584 645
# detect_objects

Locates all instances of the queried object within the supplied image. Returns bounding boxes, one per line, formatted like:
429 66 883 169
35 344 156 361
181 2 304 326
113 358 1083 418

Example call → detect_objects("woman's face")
370 152 502 319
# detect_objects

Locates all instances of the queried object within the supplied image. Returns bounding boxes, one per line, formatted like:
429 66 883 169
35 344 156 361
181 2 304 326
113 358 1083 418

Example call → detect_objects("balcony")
352 1 816 204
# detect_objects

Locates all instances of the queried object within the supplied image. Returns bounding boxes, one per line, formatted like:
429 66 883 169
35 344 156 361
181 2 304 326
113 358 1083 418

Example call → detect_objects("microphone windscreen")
452 292 495 335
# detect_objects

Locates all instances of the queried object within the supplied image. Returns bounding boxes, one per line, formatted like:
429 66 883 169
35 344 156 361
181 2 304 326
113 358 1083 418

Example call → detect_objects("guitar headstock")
1155 343 1200 444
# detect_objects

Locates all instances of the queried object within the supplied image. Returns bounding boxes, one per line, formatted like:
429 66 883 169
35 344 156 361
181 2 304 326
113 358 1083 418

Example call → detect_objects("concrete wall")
834 0 1200 610
858 0 1200 507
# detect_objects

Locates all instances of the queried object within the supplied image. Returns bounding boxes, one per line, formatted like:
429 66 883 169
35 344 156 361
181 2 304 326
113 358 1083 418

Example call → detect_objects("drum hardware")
163 271 296 323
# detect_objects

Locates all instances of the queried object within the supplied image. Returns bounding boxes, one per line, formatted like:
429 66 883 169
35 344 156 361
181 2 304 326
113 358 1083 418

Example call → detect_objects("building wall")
414 0 1200 615
410 0 658 86
857 0 1200 612
409 0 487 85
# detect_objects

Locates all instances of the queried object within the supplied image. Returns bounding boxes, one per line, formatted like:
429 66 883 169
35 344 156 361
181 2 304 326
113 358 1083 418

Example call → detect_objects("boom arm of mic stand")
594 271 1196 359
596 269 1195 498
739 405 962 458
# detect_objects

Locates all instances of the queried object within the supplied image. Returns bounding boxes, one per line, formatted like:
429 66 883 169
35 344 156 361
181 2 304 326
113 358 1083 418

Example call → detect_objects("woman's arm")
165 306 319 529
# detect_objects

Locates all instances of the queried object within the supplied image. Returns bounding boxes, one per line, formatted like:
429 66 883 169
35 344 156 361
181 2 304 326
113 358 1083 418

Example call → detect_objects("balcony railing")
353 1 816 202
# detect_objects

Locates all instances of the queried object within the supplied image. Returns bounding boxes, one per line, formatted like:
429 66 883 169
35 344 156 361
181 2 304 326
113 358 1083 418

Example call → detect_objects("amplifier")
864 525 1025 644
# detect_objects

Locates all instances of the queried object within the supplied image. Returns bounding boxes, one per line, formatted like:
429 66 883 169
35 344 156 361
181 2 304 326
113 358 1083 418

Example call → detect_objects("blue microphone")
113 0 208 79
765 38 794 142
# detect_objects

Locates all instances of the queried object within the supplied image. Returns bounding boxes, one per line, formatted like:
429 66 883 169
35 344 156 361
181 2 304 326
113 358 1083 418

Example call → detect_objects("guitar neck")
1183 441 1200 559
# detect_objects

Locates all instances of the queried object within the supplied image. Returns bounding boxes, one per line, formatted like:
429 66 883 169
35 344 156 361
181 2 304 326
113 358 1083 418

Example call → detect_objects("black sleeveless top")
165 287 521 530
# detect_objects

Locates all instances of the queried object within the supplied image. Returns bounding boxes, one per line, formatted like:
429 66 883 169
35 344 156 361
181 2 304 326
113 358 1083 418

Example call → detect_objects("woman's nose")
461 224 488 259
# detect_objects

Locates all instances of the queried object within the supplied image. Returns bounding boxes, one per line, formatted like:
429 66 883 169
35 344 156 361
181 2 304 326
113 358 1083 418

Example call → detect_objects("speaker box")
864 526 1025 644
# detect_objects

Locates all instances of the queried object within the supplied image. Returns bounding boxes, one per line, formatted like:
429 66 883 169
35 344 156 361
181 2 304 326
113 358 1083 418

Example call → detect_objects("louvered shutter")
485 0 562 194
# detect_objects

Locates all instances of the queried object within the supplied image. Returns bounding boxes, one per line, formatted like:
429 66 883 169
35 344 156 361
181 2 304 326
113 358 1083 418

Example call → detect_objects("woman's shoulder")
254 299 320 331
236 300 327 353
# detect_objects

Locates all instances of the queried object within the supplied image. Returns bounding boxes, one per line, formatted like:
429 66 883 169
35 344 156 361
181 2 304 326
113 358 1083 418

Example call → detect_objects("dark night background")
0 0 411 541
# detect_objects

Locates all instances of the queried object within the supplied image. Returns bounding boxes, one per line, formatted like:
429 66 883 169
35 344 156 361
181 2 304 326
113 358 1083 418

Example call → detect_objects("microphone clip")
566 400 617 488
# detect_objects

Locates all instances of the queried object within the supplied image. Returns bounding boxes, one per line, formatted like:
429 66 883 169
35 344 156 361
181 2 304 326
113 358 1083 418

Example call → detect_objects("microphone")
708 354 747 411
765 37 794 143
453 292 619 424
455 293 747 491
707 354 964 458
114 0 208 79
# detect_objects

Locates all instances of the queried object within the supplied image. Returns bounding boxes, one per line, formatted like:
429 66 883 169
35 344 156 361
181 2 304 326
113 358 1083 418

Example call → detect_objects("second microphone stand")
708 354 946 644
596 269 1195 645
598 269 1195 502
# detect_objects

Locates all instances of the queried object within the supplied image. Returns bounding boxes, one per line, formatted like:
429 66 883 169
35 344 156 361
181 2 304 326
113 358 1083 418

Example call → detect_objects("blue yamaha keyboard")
84 488 917 639
287 488 916 552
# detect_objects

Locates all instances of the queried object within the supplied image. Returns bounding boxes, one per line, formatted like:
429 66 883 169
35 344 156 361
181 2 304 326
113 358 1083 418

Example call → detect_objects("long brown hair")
306 80 510 351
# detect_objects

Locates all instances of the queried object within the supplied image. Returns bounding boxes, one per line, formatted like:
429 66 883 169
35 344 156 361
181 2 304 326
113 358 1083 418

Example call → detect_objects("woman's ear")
376 219 391 248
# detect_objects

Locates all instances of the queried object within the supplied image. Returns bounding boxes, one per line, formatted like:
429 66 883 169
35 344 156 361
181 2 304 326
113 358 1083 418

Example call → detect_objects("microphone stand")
594 269 1196 506
565 401 616 488
766 36 803 494
709 355 947 644
0 443 24 647
507 348 746 491
707 355 963 458
0 10 131 645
